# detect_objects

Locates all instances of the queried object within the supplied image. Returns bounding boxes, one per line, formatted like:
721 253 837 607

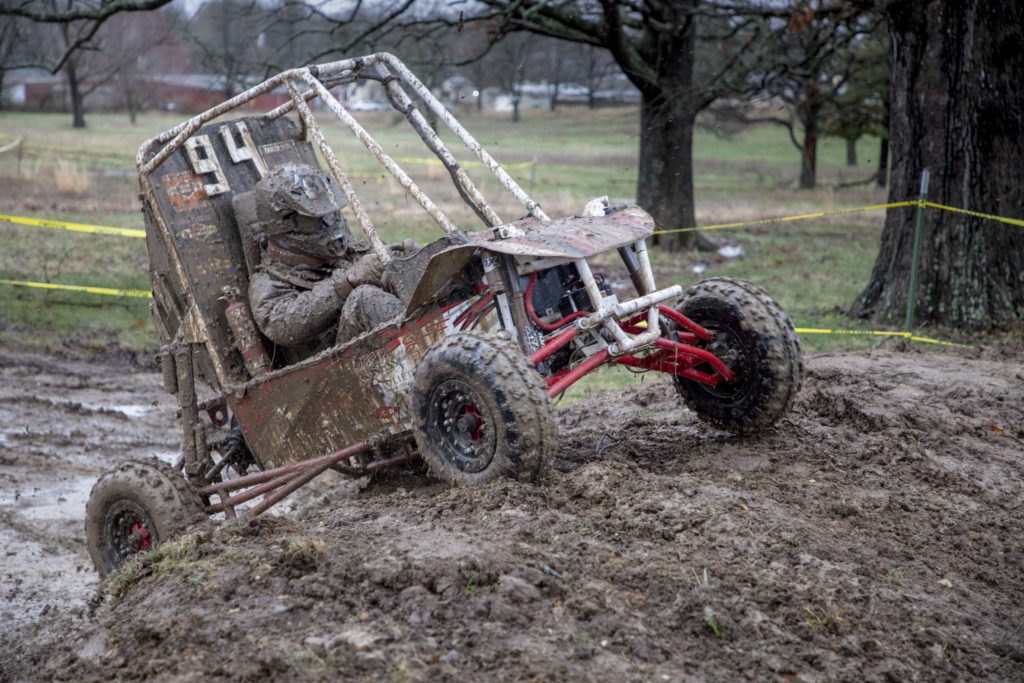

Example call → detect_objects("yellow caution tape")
393 155 534 170
654 201 919 235
922 201 1024 229
0 279 151 298
0 214 145 238
638 320 962 346
561 318 961 346
0 280 967 346
655 199 1024 235
794 327 966 347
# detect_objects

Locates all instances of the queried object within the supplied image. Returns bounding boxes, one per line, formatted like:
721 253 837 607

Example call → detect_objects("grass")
886 568 906 586
0 108 963 385
0 208 151 354
704 606 723 638
280 536 326 568
802 604 846 632
104 532 208 600
54 159 94 193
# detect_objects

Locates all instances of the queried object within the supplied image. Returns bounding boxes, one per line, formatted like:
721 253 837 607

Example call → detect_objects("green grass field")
0 107 962 393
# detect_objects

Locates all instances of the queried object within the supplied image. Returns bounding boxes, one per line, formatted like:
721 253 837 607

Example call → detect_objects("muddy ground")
1 344 1022 682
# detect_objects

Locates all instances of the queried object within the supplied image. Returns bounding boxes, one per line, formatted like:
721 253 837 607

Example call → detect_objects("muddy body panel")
482 206 655 264
405 206 654 312
230 307 451 469
143 115 319 386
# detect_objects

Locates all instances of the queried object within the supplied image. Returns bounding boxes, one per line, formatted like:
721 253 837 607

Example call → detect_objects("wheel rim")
426 379 496 473
100 500 157 569
691 322 757 404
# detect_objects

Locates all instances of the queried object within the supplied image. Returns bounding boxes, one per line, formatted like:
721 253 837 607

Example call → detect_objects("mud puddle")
1 344 1023 681
0 350 180 644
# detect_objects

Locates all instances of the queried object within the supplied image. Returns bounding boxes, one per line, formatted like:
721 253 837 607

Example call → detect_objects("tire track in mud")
0 350 180 640
1 346 1023 681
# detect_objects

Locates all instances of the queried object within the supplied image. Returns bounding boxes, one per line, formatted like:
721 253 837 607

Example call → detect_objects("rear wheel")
85 458 206 576
412 332 554 485
673 277 803 434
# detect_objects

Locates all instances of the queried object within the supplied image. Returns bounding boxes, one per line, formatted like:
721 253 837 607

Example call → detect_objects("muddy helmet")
255 163 352 258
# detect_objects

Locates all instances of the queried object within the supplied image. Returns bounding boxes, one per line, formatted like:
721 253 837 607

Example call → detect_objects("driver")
244 163 405 357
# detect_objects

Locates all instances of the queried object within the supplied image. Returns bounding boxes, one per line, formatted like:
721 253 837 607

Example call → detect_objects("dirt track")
1 345 1023 681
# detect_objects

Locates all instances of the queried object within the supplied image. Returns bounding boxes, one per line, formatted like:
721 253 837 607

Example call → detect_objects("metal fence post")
905 169 929 334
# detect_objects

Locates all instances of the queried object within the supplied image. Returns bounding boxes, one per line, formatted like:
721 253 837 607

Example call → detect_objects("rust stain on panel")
162 171 208 212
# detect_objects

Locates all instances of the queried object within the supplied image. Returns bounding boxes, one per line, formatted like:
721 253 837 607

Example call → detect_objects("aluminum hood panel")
405 206 654 313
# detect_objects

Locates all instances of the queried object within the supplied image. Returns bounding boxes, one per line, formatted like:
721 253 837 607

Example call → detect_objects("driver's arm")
248 273 348 347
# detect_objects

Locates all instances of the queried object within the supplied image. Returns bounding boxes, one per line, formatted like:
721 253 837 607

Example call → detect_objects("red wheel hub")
457 405 484 441
130 521 153 551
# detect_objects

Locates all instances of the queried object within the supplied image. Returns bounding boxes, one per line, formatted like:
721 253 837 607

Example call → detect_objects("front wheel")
673 277 803 434
85 458 206 576
412 332 555 485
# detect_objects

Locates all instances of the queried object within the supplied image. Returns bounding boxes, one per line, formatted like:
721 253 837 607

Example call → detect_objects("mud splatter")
1 345 1023 681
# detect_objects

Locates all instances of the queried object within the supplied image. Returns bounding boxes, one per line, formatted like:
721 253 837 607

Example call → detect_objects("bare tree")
262 0 420 68
465 1 774 250
47 2 174 127
106 9 178 123
573 44 617 109
751 6 880 189
539 39 569 111
58 21 88 127
487 32 536 122
0 15 34 110
821 27 888 173
187 0 268 98
0 0 174 73
3 0 167 126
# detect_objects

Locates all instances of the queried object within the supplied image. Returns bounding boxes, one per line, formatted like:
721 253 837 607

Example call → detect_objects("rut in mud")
1 345 1023 681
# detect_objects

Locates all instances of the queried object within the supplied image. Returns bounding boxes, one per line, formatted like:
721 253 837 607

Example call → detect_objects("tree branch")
301 0 417 65
0 0 173 22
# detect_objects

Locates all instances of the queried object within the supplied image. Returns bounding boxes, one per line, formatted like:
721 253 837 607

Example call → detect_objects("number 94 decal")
184 121 268 197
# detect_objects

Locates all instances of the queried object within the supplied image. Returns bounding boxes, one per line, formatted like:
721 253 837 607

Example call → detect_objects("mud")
1 344 1023 681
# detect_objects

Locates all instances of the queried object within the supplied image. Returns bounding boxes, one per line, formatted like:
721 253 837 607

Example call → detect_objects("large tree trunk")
59 23 86 128
797 80 821 189
846 138 858 166
64 57 86 128
634 9 709 251
875 138 889 187
127 94 139 125
852 0 1024 329
798 122 818 189
638 91 700 250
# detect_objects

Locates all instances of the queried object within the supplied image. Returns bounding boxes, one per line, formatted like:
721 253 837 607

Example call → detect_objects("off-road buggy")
85 53 803 575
